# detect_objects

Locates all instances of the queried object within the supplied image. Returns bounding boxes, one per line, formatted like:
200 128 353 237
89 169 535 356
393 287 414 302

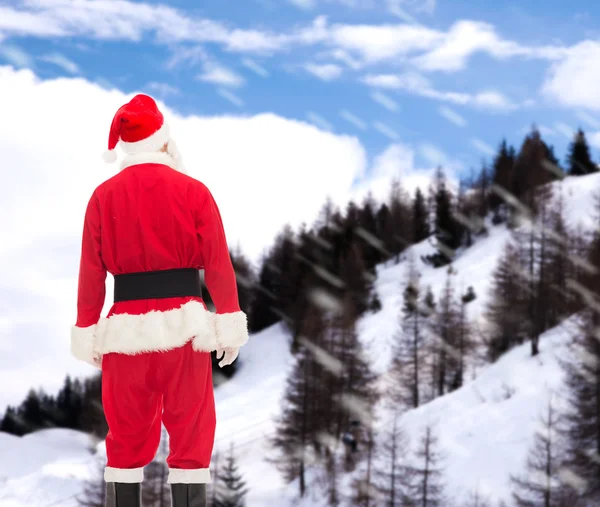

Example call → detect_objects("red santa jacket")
70 152 248 368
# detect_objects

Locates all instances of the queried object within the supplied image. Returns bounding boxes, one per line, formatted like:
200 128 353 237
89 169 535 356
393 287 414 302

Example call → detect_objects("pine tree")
271 310 325 497
383 179 412 261
375 413 412 507
512 127 557 219
485 241 527 361
567 129 597 176
510 394 569 507
230 247 256 316
215 443 248 507
349 426 378 507
359 191 386 269
450 288 475 391
560 234 600 503
80 373 108 438
0 406 25 436
390 256 427 409
19 389 45 432
248 226 299 334
429 167 461 267
489 139 516 222
431 269 460 397
77 456 107 507
407 425 446 507
412 188 430 244
462 489 493 507
325 290 378 466
56 375 84 429
420 287 437 405
545 190 573 327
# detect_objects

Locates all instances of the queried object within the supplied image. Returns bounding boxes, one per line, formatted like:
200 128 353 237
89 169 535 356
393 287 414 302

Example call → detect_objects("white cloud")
166 46 208 70
471 138 496 157
0 1 290 53
370 90 399 111
322 48 363 70
340 109 367 130
353 142 457 205
40 52 79 74
288 0 317 8
363 72 516 112
438 106 467 127
216 88 244 106
329 22 441 64
413 20 565 73
306 111 333 131
373 121 399 140
576 111 600 130
198 62 245 87
0 2 570 72
146 81 179 96
0 44 33 68
418 142 463 171
0 65 368 409
241 58 269 77
304 62 343 81
542 41 600 111
387 0 436 17
518 124 556 137
588 132 600 149
554 121 574 139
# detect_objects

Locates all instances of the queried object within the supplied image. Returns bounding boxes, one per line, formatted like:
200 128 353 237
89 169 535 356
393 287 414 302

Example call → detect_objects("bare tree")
77 455 106 507
375 413 412 507
390 255 427 409
510 394 569 507
407 425 446 507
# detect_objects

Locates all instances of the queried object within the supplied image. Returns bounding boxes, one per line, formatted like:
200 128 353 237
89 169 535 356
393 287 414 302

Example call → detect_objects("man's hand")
216 347 239 368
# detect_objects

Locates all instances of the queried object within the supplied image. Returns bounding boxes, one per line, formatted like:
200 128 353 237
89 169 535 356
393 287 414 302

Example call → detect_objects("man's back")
96 154 205 276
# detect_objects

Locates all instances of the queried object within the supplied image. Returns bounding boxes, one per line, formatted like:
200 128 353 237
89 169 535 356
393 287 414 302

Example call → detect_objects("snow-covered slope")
1 173 598 506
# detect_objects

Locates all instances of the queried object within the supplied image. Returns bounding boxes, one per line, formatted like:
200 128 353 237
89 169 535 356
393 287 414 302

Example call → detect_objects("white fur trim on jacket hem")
121 151 179 172
104 466 144 483
168 468 211 484
96 300 219 355
119 121 170 154
71 325 101 369
213 311 249 349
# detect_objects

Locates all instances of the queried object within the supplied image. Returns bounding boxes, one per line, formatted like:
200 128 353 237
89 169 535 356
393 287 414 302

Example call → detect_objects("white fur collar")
120 151 181 172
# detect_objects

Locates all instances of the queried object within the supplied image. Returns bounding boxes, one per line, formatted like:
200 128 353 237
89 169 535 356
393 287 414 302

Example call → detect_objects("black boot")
170 483 207 507
105 482 141 507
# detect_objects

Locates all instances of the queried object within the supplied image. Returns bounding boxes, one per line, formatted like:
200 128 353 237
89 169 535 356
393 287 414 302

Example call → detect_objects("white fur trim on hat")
119 121 170 155
95 300 219 355
212 311 249 349
168 468 211 484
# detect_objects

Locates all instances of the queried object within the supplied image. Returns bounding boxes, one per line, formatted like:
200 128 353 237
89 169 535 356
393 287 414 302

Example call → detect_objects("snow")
1 173 599 505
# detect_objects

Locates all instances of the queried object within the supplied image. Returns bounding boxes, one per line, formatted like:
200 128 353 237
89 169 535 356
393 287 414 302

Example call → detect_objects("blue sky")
2 0 600 181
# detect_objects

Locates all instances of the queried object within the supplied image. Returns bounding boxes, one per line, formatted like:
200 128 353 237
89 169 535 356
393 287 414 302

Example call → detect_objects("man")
70 94 249 507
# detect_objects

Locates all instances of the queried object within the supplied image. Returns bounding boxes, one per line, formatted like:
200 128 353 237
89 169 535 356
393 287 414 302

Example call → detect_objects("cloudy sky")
1 0 600 407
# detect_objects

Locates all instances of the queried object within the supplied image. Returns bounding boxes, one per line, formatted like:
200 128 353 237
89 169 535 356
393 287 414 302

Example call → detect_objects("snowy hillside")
1 172 599 506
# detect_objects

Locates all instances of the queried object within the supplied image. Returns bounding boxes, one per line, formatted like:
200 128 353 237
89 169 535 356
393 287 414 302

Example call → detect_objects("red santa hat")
102 94 172 163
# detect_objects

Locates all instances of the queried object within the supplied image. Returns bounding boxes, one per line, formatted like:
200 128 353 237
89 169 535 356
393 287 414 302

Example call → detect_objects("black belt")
114 268 202 302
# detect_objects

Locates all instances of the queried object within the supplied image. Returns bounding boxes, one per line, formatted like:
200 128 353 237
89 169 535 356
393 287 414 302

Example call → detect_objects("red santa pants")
101 341 216 484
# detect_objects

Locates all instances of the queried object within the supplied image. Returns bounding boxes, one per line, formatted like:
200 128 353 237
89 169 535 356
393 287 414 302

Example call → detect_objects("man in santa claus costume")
70 94 249 507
